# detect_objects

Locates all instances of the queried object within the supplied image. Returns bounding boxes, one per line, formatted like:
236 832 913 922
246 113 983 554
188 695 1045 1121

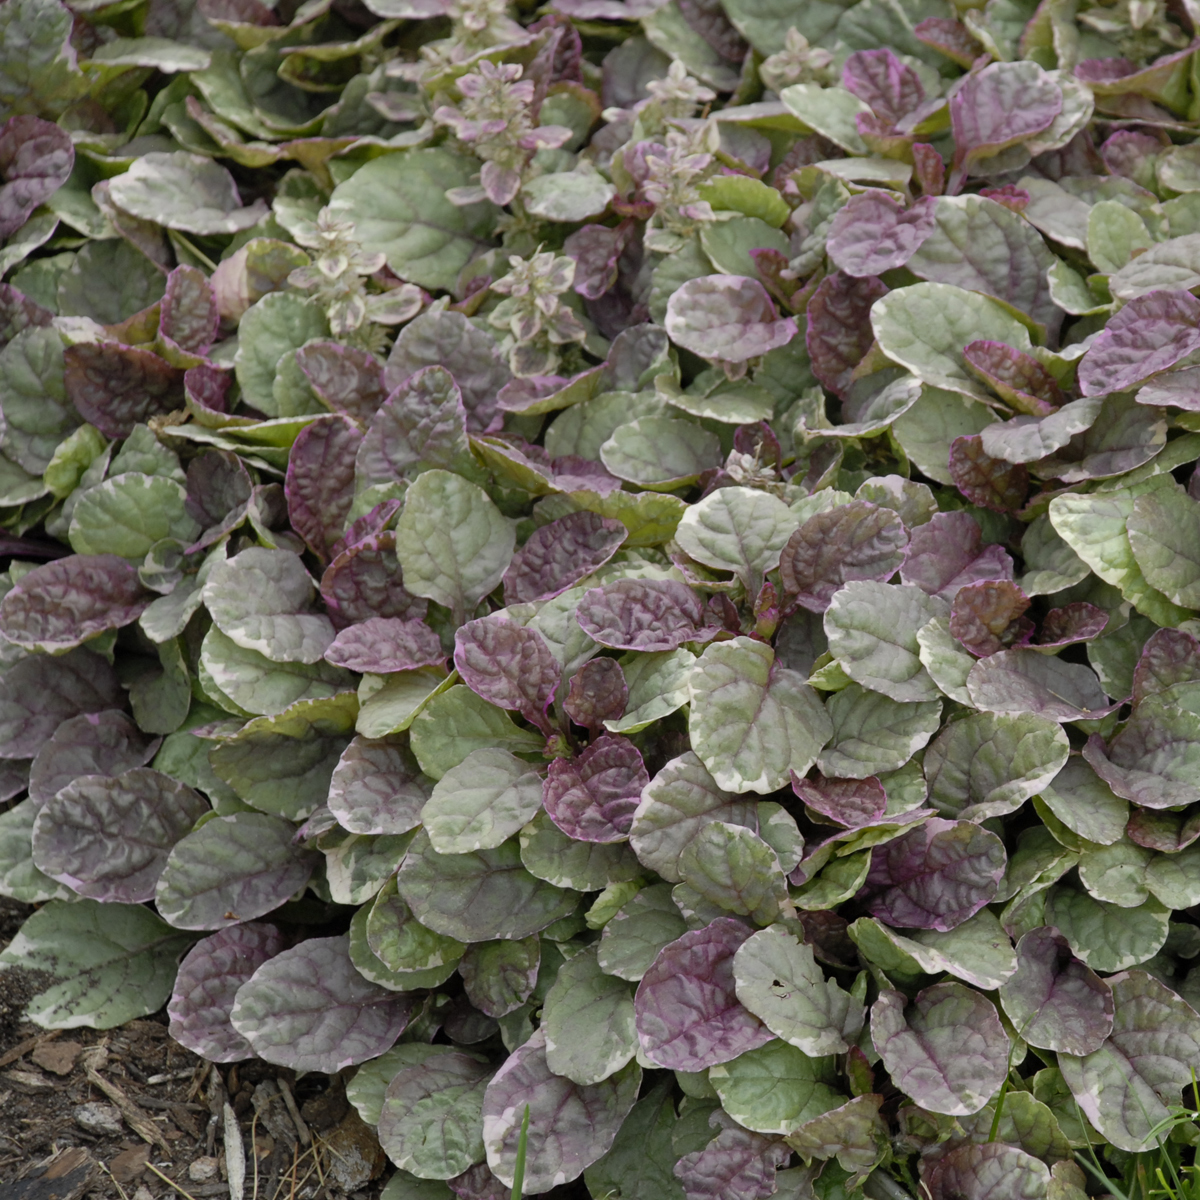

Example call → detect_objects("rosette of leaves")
8 0 1200 1196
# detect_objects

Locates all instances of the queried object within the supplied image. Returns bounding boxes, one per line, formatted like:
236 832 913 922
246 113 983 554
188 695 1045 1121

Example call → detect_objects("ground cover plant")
9 0 1200 1197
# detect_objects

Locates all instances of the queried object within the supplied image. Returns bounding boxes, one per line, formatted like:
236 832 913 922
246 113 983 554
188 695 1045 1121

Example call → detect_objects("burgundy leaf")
1036 603 1108 649
1132 626 1200 705
1126 806 1200 852
159 265 219 357
962 341 1064 417
948 435 1029 512
0 283 52 352
327 735 432 836
806 272 889 397
635 918 772 1071
576 579 718 652
914 18 981 68
563 221 633 300
503 511 627 605
564 657 628 731
543 733 648 843
674 1110 790 1200
841 49 926 124
285 415 364 562
778 500 908 612
0 554 151 654
186 449 254 530
320 532 428 629
826 192 937 279
0 116 74 239
900 511 1015 599
296 340 388 424
64 342 184 438
791 773 887 828
949 580 1033 657
453 614 559 734
1078 290 1200 397
28 710 159 810
324 617 445 674
330 499 403 561
912 142 946 195
863 817 1006 931
184 361 232 416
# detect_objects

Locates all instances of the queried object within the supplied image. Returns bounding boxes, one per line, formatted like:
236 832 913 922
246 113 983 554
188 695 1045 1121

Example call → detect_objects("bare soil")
0 898 391 1200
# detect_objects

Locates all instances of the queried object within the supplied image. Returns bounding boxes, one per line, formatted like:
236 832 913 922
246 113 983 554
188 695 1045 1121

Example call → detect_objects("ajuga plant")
10 0 1200 1198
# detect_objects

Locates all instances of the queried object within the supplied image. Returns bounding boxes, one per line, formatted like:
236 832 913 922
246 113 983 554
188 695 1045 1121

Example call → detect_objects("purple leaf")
871 983 1009 1115
826 192 937 278
576 579 717 652
922 1143 1050 1200
324 616 445 674
156 810 318 930
1083 698 1200 808
31 767 208 904
1078 290 1200 396
186 450 253 530
778 500 908 612
331 499 403 561
1131 626 1200 705
1136 364 1200 410
805 272 889 396
544 734 648 843
949 580 1032 657
674 1110 790 1200
449 1163 507 1200
900 511 1014 599
482 1028 641 1191
949 61 1061 165
64 342 184 438
28 710 159 810
0 554 151 654
320 532 428 628
159 265 219 357
967 649 1119 721
285 415 363 563
454 615 559 734
0 116 73 239
863 817 1006 931
503 512 627 605
842 49 926 124
386 308 511 432
998 926 1113 1055
296 340 388 424
564 221 633 300
0 649 123 761
357 365 474 485
948 435 1029 512
665 276 798 365
792 774 887 828
184 362 232 417
564 658 628 730
327 734 433 835
1035 603 1109 650
230 934 415 1072
635 917 772 1070
1127 807 1200 852
962 340 1065 416
0 282 52 352
168 924 286 1062
915 17 986 67
1034 392 1167 483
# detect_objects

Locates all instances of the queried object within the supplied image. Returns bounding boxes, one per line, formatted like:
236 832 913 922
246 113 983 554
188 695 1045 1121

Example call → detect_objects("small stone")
188 1157 220 1183
132 1186 154 1200
324 1111 384 1192
109 1145 150 1183
76 1102 124 1137
32 1039 83 1075
3 1068 56 1092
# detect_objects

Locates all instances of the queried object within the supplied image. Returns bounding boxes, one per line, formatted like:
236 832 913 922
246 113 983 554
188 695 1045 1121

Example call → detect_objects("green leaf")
600 417 723 490
678 821 790 925
1126 483 1200 610
780 84 871 153
597 883 687 982
395 469 515 623
890 386 996 486
409 685 544 781
0 326 78 474
519 810 642 892
675 486 799 594
688 637 832 794
543 945 637 1085
0 0 87 118
824 581 946 702
523 171 616 222
69 474 200 562
1087 200 1153 275
817 684 943 779
698 176 790 227
420 748 544 855
0 799 71 904
329 149 498 292
872 283 1033 398
732 925 864 1056
709 1040 843 1136
700 217 791 278
606 649 695 734
1045 884 1169 972
0 899 192 1029
234 293 330 418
